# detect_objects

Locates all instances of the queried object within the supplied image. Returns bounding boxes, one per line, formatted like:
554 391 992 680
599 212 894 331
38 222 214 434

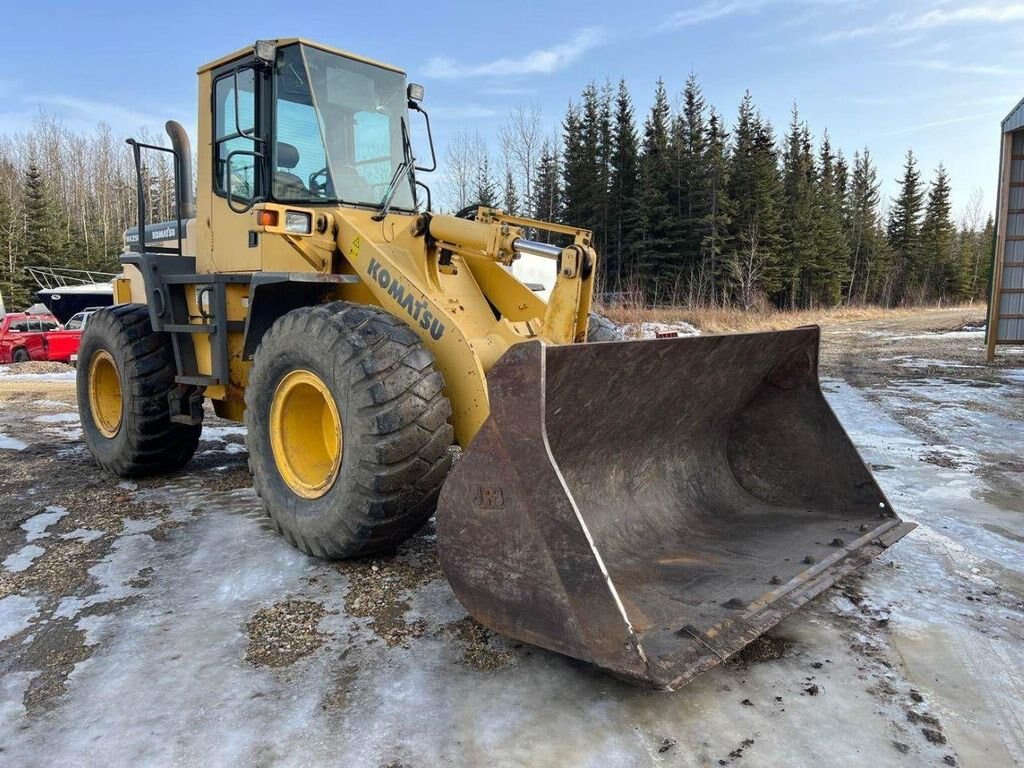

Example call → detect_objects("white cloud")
33 95 168 133
822 3 1024 41
915 4 1024 27
907 59 1013 77
423 29 605 79
660 1 747 29
878 109 1004 137
429 104 500 119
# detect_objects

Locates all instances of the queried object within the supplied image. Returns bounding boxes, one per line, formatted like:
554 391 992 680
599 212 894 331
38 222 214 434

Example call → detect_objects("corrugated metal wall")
988 123 1024 359
998 132 1024 343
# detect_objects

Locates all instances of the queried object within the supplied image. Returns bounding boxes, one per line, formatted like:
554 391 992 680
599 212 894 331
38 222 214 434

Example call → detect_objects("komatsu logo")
367 258 446 341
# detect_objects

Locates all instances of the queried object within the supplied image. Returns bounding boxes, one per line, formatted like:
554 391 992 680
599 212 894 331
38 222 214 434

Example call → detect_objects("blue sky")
1 0 1020 219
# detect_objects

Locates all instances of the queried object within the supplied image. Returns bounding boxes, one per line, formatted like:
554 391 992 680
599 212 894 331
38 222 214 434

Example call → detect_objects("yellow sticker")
349 236 361 259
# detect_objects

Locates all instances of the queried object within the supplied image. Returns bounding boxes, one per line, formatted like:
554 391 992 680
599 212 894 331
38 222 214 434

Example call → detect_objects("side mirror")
225 149 265 213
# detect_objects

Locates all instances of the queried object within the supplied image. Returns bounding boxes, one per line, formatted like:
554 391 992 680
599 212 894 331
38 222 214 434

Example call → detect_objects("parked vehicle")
0 312 81 364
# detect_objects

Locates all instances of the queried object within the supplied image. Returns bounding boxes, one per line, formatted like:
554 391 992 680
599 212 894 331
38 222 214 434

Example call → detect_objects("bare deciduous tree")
498 104 542 207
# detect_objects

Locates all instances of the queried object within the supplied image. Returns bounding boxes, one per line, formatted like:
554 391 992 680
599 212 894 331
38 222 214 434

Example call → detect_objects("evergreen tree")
887 149 924 302
532 140 562 241
607 79 642 286
502 168 519 216
473 155 497 207
698 109 732 304
561 83 611 252
778 105 817 308
725 93 782 307
22 159 59 270
673 74 709 276
846 149 884 303
637 79 676 291
919 165 957 299
812 131 851 306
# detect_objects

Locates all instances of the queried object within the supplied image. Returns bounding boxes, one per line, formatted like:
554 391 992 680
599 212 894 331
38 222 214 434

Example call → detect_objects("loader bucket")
435 327 914 689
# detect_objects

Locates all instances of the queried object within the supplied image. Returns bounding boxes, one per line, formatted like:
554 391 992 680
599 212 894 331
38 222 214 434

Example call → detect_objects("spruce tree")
699 109 732 304
502 169 519 216
23 159 59 269
532 140 563 241
473 155 497 207
673 74 709 276
846 149 883 303
919 165 956 299
637 79 676 293
886 150 924 302
607 79 642 286
778 105 817 308
562 83 610 252
725 93 782 307
813 131 851 306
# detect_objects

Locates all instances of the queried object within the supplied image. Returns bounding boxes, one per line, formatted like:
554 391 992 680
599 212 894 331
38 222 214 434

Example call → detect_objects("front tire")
12 348 29 363
77 305 202 476
245 302 454 559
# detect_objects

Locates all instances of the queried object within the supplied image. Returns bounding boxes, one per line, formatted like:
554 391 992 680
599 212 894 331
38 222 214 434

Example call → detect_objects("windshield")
273 43 415 210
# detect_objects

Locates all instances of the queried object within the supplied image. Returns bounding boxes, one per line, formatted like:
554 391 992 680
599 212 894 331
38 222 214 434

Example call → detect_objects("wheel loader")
77 38 914 689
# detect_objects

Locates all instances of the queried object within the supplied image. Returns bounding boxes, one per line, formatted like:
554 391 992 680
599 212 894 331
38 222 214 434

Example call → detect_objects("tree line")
443 77 995 309
0 116 178 309
0 88 995 315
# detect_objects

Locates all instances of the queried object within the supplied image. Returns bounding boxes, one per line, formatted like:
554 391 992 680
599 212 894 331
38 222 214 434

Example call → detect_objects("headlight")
285 211 312 234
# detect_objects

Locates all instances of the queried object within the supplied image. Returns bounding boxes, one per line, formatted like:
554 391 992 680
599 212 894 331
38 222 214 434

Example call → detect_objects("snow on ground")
23 507 69 541
33 412 79 424
0 370 77 382
2 545 45 573
0 595 39 642
620 320 700 339
0 432 26 450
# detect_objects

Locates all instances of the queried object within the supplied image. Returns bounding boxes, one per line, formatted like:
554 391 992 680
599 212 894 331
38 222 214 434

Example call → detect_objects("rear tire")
587 312 624 342
245 302 454 559
77 305 202 477
12 348 29 363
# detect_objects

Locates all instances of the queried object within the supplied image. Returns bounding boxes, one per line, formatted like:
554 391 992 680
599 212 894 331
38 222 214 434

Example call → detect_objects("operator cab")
210 40 422 215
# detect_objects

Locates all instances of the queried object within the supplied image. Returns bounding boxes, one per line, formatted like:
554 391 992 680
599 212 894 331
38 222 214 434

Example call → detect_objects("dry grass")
600 303 985 334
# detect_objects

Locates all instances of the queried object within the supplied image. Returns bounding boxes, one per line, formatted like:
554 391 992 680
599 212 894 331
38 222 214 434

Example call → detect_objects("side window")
353 111 392 199
41 321 58 331
66 314 84 331
275 99 329 200
214 68 258 198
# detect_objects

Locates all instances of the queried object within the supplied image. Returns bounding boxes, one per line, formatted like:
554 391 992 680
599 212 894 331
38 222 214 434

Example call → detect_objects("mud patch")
921 450 960 469
443 617 515 672
726 634 792 668
13 619 95 714
245 599 328 667
334 531 441 647
0 538 105 599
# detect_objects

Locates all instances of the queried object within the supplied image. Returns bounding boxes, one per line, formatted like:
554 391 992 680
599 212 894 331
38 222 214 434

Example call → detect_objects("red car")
0 313 81 364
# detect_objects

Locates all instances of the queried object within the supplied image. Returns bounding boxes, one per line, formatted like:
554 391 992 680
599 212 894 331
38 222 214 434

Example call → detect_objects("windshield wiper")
373 118 414 221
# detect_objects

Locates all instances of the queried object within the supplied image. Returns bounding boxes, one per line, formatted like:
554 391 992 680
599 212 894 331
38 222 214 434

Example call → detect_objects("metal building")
987 98 1024 361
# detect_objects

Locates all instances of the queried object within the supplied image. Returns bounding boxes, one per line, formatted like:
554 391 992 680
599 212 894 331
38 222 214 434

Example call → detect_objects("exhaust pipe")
165 120 196 220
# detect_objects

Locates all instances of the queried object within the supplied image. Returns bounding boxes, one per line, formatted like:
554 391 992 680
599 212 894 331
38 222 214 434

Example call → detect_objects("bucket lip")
634 519 917 690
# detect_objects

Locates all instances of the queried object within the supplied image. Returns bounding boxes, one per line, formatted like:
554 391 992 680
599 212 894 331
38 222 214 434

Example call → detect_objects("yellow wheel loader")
77 38 913 689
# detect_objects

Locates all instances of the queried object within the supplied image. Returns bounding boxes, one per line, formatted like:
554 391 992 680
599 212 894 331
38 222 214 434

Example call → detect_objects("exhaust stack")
164 120 195 220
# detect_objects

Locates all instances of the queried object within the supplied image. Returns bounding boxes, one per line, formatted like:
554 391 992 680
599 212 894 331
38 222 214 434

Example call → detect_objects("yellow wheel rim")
88 350 123 438
269 369 343 499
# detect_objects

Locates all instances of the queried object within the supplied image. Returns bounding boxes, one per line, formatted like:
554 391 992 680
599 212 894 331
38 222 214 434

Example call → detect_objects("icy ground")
0 309 1021 767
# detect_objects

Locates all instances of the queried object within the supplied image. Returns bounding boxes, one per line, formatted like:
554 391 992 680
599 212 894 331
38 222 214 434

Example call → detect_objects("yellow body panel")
122 40 597 447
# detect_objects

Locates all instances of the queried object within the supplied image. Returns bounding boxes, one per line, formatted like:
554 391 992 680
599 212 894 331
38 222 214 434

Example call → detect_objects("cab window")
65 313 85 330
214 68 258 198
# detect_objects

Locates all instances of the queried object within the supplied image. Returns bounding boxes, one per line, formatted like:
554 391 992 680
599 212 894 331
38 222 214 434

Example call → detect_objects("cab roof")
197 38 405 75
